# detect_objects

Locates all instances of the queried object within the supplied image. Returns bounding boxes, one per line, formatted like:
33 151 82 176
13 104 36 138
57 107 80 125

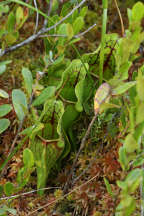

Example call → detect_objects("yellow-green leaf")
124 133 138 153
73 16 84 34
136 70 144 101
16 6 24 29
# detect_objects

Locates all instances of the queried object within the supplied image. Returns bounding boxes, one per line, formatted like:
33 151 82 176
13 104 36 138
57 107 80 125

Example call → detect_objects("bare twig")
42 0 86 33
33 0 39 34
39 23 97 38
43 0 53 28
63 113 98 193
75 23 97 38
0 0 86 57
113 0 125 37
0 187 60 200
28 174 98 215
39 34 67 38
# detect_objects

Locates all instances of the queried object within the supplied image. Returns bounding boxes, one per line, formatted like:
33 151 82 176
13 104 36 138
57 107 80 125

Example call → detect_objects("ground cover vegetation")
0 0 144 215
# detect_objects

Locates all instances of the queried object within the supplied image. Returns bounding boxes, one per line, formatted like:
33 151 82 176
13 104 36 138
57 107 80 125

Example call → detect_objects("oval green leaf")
0 64 6 75
22 67 33 96
0 104 12 117
32 86 56 106
0 89 9 98
73 16 84 34
112 81 136 95
4 182 14 196
0 118 10 134
23 148 34 168
124 133 138 153
12 89 28 121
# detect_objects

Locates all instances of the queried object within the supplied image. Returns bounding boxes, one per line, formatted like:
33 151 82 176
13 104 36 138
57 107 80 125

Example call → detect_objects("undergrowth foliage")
0 0 144 215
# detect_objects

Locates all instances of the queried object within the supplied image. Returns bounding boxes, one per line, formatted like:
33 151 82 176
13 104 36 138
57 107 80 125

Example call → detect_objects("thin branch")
28 174 97 215
75 23 97 38
0 187 60 200
42 0 86 33
0 0 86 57
63 113 98 193
113 0 125 37
43 0 53 28
39 23 97 38
33 0 39 34
39 34 67 38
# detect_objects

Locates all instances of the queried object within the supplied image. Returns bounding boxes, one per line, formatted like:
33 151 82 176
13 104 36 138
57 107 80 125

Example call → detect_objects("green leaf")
60 105 79 158
57 59 88 112
79 6 88 17
119 146 129 171
57 23 67 45
68 38 80 45
118 61 132 80
12 89 28 121
136 102 144 124
62 105 79 131
17 166 30 188
104 177 114 198
0 118 10 134
32 86 56 106
116 195 136 216
0 208 6 214
22 67 33 96
133 156 144 167
132 2 144 22
4 31 19 45
0 60 12 66
124 133 138 153
0 89 9 98
3 206 17 215
127 8 132 26
136 70 144 101
67 23 73 40
16 5 28 30
4 182 14 196
100 103 120 112
0 5 9 17
133 121 144 142
125 168 142 193
16 6 23 28
0 58 11 73
60 2 72 17
112 81 136 95
7 11 15 32
20 126 34 136
0 65 6 75
73 16 84 34
29 123 44 140
0 104 12 117
23 148 34 168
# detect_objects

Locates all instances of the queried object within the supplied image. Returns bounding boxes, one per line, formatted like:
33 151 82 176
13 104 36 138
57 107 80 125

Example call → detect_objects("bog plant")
0 0 144 215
